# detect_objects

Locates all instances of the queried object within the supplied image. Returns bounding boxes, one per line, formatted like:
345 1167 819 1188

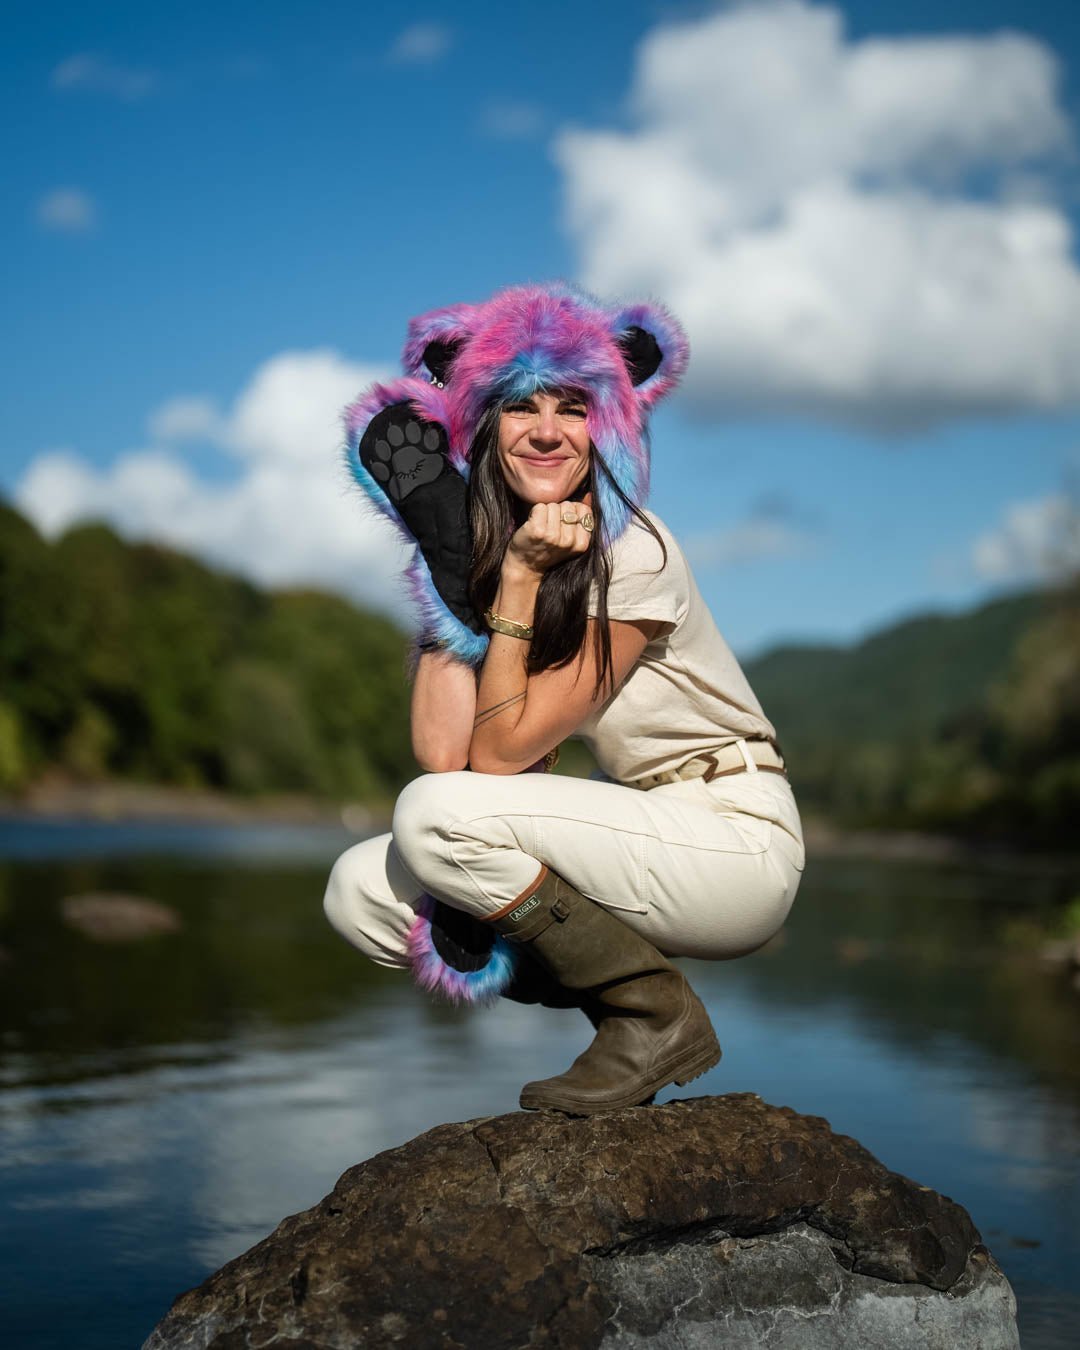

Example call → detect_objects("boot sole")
519 1031 722 1115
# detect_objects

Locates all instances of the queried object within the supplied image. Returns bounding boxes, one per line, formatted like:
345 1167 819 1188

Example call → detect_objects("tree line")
0 503 413 807
746 582 1080 847
2 499 1076 846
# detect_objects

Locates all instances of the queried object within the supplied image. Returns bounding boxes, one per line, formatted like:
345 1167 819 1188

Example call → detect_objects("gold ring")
581 512 594 532
561 510 579 525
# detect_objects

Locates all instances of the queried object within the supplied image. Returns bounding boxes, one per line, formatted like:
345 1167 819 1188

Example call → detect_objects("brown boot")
489 868 721 1114
499 950 604 1029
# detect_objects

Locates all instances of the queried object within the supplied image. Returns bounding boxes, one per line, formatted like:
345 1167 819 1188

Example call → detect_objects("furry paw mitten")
359 404 483 636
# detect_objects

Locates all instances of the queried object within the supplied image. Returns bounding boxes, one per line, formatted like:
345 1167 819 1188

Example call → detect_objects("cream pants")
323 760 805 967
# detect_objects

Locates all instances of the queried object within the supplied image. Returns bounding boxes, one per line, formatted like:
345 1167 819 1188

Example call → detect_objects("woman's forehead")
506 385 589 405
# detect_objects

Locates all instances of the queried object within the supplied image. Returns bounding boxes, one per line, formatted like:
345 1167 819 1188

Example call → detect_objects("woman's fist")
506 492 595 576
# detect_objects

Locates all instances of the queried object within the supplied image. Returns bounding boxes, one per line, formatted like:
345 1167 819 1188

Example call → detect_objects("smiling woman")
325 281 804 1116
497 390 591 500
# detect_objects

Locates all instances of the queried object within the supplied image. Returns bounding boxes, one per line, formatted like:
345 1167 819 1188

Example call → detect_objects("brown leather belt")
628 737 786 791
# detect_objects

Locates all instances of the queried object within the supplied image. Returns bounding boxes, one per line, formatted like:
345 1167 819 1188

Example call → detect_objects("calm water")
1 819 1078 1349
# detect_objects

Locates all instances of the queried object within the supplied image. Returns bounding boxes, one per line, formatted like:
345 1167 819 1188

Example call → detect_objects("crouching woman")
323 282 804 1114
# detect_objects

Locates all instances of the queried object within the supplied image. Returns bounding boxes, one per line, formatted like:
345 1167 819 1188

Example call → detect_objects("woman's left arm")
468 549 657 775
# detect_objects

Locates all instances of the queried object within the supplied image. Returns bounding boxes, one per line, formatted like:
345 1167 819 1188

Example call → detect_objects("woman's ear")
610 301 690 412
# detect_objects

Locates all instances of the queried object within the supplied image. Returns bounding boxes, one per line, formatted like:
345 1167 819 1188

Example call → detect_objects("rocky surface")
61 893 183 941
143 1093 1019 1349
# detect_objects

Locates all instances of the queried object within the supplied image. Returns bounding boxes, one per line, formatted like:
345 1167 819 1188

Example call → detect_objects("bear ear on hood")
419 337 463 387
610 300 690 411
402 303 477 385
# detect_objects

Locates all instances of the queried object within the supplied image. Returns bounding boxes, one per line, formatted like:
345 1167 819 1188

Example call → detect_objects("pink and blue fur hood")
343 280 689 668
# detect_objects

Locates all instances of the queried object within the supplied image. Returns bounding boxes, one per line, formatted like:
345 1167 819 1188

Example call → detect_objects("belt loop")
735 738 759 774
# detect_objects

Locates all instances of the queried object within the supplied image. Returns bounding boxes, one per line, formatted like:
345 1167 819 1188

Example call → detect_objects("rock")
61 893 183 942
142 1094 1019 1350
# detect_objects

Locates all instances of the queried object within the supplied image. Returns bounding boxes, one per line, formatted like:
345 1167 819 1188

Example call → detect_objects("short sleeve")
586 516 687 633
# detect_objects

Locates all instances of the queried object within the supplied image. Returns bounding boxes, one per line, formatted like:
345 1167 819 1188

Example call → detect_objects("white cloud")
222 349 368 465
972 491 1080 582
387 22 452 66
556 0 1080 429
147 395 222 443
37 188 97 233
50 52 157 99
14 351 418 615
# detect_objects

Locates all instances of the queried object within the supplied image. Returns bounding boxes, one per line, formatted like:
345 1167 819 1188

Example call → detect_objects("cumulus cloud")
50 52 157 99
683 493 820 570
14 351 417 617
556 0 1080 429
221 350 371 466
387 22 452 65
37 188 97 233
972 491 1080 582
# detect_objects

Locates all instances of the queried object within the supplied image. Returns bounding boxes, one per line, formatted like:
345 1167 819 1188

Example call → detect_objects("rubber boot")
500 949 604 1030
489 868 721 1113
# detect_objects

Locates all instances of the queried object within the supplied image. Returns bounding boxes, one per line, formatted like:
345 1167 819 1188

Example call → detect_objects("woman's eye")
561 407 587 419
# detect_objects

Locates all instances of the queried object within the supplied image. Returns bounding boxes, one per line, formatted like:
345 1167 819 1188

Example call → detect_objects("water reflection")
0 826 1077 1349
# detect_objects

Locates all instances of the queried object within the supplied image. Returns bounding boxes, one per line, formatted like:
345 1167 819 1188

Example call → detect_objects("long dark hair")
466 398 668 701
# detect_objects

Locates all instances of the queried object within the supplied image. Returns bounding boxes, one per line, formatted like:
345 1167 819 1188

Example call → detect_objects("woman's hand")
505 492 595 577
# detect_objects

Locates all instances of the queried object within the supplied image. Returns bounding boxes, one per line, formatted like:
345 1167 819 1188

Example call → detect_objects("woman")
324 282 804 1115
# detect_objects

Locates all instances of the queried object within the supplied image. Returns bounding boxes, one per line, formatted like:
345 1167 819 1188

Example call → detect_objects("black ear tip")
423 338 462 385
618 325 663 386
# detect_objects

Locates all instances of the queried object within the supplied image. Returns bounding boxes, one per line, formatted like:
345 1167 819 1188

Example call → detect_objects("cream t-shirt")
576 509 776 785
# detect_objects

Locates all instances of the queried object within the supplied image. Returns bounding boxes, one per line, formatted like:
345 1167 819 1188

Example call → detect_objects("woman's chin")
514 474 581 505
513 484 570 506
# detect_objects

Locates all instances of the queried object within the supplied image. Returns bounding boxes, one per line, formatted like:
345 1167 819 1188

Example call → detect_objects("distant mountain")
744 587 1077 845
746 591 1043 750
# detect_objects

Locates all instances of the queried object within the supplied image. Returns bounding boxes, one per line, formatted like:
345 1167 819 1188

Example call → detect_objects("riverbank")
0 780 392 835
2 778 1077 873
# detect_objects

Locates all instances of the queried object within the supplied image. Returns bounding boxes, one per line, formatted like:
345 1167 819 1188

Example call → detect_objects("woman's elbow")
466 749 527 776
414 748 470 773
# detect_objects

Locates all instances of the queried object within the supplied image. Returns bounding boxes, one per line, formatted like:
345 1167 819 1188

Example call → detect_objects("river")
0 818 1077 1348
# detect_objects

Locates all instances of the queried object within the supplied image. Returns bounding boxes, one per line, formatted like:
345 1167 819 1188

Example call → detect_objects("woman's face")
496 389 591 506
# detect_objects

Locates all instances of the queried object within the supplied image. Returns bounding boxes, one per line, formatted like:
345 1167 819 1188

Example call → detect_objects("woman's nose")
532 406 562 445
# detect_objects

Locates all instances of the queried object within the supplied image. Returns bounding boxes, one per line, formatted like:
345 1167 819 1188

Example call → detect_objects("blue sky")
5 0 1080 655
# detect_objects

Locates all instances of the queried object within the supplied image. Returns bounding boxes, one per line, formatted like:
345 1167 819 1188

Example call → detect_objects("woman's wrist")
500 554 543 587
494 563 541 625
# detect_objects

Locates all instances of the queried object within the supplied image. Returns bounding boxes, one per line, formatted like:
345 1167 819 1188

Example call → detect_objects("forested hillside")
0 503 414 807
2 499 1076 845
746 588 1079 845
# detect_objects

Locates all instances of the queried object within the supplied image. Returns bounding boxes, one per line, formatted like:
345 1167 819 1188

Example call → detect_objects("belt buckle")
697 752 720 783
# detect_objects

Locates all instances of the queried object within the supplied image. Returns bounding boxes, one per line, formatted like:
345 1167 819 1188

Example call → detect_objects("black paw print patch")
360 406 448 504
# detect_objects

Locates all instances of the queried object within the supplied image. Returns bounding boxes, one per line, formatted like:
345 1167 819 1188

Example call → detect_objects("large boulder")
143 1094 1018 1349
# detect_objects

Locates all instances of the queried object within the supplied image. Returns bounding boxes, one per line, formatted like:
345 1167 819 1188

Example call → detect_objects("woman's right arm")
410 650 479 772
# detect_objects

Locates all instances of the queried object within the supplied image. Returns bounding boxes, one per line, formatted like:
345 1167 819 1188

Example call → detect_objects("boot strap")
493 886 578 943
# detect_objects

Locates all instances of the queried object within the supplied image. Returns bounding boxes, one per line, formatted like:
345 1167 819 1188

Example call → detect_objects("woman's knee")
391 771 467 883
323 841 371 939
323 838 409 967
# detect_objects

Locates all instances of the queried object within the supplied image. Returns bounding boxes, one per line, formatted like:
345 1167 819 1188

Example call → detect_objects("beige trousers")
323 761 805 966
